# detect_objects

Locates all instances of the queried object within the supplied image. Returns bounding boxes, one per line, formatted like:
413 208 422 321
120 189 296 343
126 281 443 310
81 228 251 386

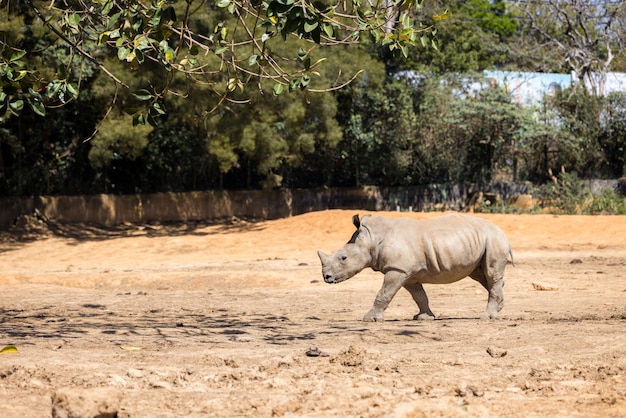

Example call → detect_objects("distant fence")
0 180 621 229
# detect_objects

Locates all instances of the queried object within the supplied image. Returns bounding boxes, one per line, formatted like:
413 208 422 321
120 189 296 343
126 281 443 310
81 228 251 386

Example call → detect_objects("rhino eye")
340 255 347 262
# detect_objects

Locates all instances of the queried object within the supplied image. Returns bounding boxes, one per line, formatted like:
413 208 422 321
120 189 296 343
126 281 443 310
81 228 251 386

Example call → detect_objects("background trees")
1 0 625 196
515 0 626 94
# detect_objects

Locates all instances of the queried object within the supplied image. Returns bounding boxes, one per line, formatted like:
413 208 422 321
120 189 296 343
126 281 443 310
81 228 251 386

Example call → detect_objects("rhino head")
317 214 372 284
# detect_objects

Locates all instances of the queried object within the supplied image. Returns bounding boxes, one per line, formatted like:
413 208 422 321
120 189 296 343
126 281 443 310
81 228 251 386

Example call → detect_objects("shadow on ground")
0 213 266 252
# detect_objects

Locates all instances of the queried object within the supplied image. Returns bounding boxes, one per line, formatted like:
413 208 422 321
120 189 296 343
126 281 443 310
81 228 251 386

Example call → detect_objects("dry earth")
0 210 625 417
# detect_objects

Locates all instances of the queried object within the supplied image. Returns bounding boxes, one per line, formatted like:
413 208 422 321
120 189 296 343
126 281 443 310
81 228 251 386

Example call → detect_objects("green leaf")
215 46 228 55
135 48 145 63
248 54 258 65
216 0 231 7
13 70 28 82
98 32 110 45
117 46 130 60
273 83 284 95
9 99 24 116
134 35 151 49
381 36 393 46
101 0 114 16
322 23 334 38
133 89 153 101
46 81 62 98
66 83 79 100
151 101 166 115
150 9 162 27
299 75 310 89
10 50 27 62
132 113 144 126
164 47 175 62
190 45 199 56
304 20 318 33
107 11 121 30
68 13 81 27
29 98 46 117
433 10 451 21
400 45 408 58
146 111 159 127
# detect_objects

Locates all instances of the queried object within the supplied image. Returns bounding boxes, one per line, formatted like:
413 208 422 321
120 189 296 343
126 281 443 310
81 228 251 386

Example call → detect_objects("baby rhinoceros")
317 214 514 321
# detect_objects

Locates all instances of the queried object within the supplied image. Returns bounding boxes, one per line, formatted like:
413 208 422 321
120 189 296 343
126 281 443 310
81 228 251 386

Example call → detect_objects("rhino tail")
509 248 515 267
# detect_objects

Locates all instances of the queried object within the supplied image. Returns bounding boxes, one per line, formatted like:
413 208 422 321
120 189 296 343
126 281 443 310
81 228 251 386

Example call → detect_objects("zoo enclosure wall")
0 181 620 229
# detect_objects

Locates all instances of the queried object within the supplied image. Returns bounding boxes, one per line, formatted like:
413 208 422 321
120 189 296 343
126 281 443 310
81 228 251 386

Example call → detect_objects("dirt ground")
0 210 625 417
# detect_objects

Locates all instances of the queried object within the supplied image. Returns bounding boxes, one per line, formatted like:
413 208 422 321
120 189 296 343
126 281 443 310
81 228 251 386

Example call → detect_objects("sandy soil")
0 210 625 417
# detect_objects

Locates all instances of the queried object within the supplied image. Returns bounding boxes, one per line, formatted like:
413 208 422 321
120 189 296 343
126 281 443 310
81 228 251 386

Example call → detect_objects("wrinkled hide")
317 214 513 321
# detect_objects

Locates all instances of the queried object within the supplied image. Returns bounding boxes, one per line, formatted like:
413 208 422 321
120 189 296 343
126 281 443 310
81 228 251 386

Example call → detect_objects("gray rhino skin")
317 214 513 321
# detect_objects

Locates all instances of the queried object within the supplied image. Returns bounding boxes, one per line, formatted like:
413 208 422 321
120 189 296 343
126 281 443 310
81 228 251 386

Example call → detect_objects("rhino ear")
352 214 360 229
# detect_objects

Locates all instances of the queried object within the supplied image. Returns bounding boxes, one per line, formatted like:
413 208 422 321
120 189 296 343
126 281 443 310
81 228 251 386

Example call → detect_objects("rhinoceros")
317 214 513 321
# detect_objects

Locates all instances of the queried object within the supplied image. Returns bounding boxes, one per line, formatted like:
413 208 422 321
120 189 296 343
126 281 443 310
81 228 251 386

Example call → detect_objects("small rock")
486 347 508 358
272 399 302 416
305 347 329 357
532 282 558 291
127 368 144 379
570 258 583 264
52 387 122 418
148 379 172 390
224 357 239 368
468 385 484 397
455 382 483 397
330 345 366 366
108 374 127 387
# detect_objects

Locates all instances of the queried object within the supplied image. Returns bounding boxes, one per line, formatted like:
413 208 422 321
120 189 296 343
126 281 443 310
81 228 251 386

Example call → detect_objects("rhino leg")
480 279 504 319
363 271 406 322
404 282 435 320
471 263 505 320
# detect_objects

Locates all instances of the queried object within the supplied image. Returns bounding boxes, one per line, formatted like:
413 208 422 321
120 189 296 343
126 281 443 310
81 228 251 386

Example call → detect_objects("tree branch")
23 0 129 89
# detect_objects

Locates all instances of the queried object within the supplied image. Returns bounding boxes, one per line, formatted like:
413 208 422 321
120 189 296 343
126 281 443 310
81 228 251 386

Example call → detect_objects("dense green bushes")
532 172 626 215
